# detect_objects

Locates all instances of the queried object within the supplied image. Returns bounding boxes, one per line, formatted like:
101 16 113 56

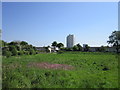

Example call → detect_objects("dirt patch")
27 62 74 70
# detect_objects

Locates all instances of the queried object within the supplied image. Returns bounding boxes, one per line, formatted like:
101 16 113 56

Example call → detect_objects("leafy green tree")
57 43 64 48
20 41 28 46
3 51 12 58
1 40 7 47
8 41 18 46
107 31 120 53
65 48 72 51
76 43 82 51
2 40 38 57
84 45 89 52
9 45 16 51
18 51 24 55
24 51 29 55
29 49 35 55
15 45 20 51
33 46 37 51
52 41 57 47
72 45 79 51
11 49 18 56
8 45 17 56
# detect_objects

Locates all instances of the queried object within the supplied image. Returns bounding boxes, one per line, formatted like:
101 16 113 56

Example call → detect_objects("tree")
8 41 18 46
8 45 18 56
100 46 105 52
76 43 82 51
44 46 50 52
33 46 37 51
20 41 28 46
57 43 64 48
52 41 57 47
29 49 35 55
107 31 120 53
2 51 12 58
15 45 21 51
1 40 7 47
72 45 79 51
18 51 24 55
84 45 89 52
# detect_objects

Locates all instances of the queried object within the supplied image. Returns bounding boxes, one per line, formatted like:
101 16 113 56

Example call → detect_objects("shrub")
9 45 16 51
11 49 18 56
36 51 39 54
2 51 12 58
29 49 35 55
24 51 29 55
18 51 24 55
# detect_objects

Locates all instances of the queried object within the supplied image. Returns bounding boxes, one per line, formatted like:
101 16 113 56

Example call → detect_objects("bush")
29 49 35 55
2 51 12 58
18 51 24 55
9 45 16 51
36 51 39 54
11 49 18 56
24 51 29 55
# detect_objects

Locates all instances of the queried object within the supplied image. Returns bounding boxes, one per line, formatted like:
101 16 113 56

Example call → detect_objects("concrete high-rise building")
66 34 74 48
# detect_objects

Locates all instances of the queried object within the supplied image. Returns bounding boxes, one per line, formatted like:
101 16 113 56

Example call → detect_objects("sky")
0 2 1 29
2 2 118 47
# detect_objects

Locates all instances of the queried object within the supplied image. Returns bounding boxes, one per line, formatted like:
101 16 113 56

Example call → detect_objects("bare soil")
27 62 74 70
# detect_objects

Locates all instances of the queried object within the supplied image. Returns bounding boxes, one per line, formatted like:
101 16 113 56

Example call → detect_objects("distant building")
89 47 117 52
66 34 74 48
36 47 46 51
36 46 59 53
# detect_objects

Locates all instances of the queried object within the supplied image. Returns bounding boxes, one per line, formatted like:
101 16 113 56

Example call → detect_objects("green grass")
2 52 119 88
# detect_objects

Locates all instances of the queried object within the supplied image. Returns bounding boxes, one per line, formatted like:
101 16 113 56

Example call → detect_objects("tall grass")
2 52 118 88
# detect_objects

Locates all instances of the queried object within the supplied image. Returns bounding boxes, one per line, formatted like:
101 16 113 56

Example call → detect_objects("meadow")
2 52 119 88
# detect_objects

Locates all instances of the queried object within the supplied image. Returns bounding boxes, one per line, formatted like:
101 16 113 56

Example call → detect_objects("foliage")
20 41 28 46
24 51 29 55
72 44 82 51
107 31 120 53
2 40 37 57
65 48 72 51
84 45 89 52
57 43 64 49
52 41 57 47
1 40 7 47
11 49 18 56
76 43 82 51
29 49 36 55
3 51 12 58
72 45 79 51
18 51 24 55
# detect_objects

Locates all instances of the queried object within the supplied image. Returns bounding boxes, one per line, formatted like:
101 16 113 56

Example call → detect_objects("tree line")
46 41 107 52
1 30 120 58
50 30 120 53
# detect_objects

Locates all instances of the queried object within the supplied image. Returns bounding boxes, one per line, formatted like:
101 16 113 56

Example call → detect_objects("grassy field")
2 52 119 88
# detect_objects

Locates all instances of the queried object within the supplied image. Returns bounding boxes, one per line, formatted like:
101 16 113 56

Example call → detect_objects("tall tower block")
66 34 74 48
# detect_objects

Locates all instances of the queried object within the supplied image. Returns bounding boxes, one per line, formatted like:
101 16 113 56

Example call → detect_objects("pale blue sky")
0 2 2 29
2 2 118 47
